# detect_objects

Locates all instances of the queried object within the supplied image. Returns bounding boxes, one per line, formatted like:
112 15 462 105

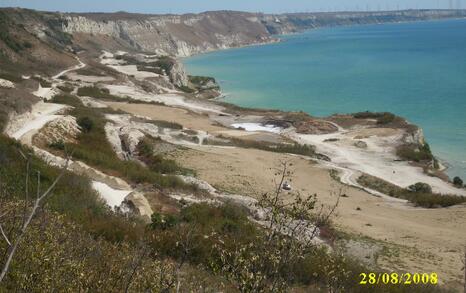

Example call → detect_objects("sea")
183 18 466 180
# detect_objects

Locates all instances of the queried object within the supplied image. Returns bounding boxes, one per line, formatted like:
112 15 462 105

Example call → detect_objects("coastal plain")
107 100 466 287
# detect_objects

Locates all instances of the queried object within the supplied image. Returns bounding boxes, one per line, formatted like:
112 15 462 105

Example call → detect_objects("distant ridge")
1 8 465 71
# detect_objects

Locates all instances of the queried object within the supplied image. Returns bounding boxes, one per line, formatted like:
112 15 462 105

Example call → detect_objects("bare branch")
22 155 30 226
0 224 11 246
0 153 72 283
124 245 148 293
462 245 465 293
36 171 41 200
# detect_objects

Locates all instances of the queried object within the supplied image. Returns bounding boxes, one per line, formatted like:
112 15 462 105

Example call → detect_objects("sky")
0 0 465 14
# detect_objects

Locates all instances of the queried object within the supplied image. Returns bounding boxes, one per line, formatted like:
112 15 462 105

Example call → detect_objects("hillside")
62 9 466 56
1 7 466 292
1 8 466 59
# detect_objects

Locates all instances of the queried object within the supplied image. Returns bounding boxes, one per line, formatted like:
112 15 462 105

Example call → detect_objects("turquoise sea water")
184 19 466 179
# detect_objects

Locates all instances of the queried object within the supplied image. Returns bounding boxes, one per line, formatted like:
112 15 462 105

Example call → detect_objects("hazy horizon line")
2 6 466 16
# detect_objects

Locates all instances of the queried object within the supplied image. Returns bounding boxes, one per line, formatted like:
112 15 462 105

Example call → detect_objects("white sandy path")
66 73 115 83
6 60 135 209
287 130 466 196
53 57 85 79
100 50 160 79
106 84 226 115
10 102 67 141
32 84 61 100
92 181 132 209
33 57 85 100
109 64 160 79
77 96 108 108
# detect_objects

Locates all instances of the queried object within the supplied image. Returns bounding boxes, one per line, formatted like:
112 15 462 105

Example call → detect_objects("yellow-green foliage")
0 202 176 292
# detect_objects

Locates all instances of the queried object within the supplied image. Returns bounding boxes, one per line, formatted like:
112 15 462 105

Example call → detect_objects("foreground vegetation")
0 147 443 291
0 135 230 291
358 174 466 208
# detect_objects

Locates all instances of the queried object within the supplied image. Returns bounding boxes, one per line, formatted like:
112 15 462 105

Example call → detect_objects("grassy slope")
49 94 200 192
358 174 466 208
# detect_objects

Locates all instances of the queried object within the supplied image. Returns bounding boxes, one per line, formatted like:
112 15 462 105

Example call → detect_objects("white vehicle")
282 181 292 191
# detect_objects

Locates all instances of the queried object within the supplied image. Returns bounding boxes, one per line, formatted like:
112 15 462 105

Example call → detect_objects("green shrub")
51 94 198 192
408 182 432 193
49 140 65 150
137 138 192 175
353 111 396 124
77 116 94 132
189 75 216 85
153 56 175 74
150 203 258 265
148 119 183 130
0 11 28 53
57 84 74 93
150 212 180 230
32 76 52 87
188 75 220 91
136 65 164 75
134 118 183 130
358 174 466 208
396 143 433 162
0 72 23 83
204 135 316 157
77 86 121 101
177 85 195 93
50 93 83 108
453 176 463 187
376 112 396 124
0 126 157 241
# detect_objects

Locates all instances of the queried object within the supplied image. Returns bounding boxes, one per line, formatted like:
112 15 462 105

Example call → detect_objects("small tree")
453 176 463 187
408 182 432 193
211 161 340 292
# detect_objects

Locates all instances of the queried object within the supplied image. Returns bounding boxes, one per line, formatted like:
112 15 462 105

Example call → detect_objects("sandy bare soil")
106 102 226 132
173 146 466 287
105 102 287 143
288 127 466 196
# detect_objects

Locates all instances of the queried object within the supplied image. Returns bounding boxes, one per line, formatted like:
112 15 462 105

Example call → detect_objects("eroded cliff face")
262 10 466 34
169 61 189 87
59 10 466 57
62 11 273 57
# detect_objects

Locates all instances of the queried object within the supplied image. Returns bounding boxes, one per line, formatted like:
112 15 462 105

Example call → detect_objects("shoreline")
181 19 466 183
3 41 466 289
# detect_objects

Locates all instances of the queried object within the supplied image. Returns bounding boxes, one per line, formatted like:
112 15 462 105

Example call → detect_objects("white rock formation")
122 192 154 222
0 78 15 88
